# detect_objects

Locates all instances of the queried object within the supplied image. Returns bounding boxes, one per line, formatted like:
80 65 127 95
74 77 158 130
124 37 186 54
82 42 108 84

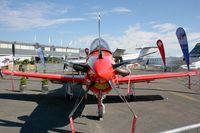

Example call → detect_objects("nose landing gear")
97 91 105 120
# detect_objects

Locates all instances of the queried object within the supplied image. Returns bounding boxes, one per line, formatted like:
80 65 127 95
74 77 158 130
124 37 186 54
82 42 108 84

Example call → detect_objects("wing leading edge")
115 70 199 83
2 69 85 83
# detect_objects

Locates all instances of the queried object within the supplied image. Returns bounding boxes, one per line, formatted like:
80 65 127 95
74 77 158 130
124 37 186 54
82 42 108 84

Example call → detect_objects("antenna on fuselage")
98 12 101 39
98 12 103 59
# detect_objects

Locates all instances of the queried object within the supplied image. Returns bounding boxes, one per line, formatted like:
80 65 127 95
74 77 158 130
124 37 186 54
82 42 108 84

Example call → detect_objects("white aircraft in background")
142 43 200 70
113 47 157 63
181 61 200 69
64 47 157 71
0 55 12 68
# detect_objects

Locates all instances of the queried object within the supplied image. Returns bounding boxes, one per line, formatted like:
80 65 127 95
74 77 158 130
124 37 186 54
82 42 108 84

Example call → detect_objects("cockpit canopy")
90 38 110 52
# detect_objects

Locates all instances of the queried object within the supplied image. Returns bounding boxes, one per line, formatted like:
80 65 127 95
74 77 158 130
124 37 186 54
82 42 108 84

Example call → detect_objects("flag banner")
176 27 190 70
36 47 46 70
156 40 166 67
12 42 15 57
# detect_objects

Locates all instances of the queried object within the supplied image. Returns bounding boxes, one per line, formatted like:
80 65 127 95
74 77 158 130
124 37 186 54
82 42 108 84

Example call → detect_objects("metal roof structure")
0 40 85 59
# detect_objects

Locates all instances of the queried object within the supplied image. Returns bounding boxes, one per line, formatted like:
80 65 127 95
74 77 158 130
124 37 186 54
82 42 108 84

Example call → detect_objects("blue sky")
0 0 200 56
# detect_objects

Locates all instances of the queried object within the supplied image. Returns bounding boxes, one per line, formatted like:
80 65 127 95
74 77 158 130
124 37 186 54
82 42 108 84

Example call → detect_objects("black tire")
98 107 103 121
66 94 73 101
127 95 134 102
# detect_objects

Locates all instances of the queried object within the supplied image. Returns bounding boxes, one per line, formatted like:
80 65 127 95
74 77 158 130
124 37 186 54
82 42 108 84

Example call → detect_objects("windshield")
90 38 110 51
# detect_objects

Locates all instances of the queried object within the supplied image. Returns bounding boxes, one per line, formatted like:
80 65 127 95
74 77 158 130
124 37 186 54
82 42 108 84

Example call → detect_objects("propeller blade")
63 61 89 72
113 58 142 69
115 68 130 76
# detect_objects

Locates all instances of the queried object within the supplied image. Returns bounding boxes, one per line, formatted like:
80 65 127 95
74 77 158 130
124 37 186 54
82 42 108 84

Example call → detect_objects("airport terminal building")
0 40 85 59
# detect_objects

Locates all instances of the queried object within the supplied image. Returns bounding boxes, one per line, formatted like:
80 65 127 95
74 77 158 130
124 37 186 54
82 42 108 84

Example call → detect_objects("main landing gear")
127 82 135 101
65 83 74 101
66 82 106 121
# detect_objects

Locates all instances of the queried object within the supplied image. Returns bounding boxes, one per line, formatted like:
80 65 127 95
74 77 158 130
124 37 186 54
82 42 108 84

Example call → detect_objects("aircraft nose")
94 58 115 80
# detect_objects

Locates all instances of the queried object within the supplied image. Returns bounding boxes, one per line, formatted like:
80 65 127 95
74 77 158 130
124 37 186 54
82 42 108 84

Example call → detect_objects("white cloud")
152 23 177 32
77 35 96 48
110 7 132 13
0 1 85 30
76 23 200 57
188 32 200 41
87 7 132 19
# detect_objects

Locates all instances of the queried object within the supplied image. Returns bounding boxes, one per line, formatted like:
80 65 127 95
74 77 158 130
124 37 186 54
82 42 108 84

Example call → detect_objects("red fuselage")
86 49 115 94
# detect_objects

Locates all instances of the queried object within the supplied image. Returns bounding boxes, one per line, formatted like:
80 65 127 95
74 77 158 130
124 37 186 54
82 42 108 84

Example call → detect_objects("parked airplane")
64 47 156 73
142 43 200 71
113 47 157 63
181 61 200 69
2 14 199 133
64 46 157 72
0 55 12 68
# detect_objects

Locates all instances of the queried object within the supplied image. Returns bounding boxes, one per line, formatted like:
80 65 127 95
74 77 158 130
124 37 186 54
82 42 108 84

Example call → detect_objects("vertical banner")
11 41 16 91
35 43 46 71
12 42 15 57
176 27 190 71
156 40 166 71
12 41 16 71
84 48 89 57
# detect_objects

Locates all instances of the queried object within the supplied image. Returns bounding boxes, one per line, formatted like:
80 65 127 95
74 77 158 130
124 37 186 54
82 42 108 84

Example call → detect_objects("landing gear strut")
97 91 105 120
65 83 73 101
127 81 135 101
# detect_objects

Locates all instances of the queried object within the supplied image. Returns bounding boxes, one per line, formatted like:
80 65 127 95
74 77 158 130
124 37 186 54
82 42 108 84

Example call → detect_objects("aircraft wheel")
66 94 73 101
127 95 134 102
65 83 73 101
98 107 103 121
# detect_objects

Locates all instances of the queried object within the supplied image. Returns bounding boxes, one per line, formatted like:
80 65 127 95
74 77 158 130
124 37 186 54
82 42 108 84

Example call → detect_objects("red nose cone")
94 57 115 80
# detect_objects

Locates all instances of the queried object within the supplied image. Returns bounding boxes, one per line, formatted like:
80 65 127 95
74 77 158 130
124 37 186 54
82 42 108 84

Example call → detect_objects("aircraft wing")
2 69 85 83
115 70 199 83
113 48 126 58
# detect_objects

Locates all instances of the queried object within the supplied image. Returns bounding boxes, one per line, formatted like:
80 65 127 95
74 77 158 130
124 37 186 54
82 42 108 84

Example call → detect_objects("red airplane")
2 13 199 133
2 37 199 131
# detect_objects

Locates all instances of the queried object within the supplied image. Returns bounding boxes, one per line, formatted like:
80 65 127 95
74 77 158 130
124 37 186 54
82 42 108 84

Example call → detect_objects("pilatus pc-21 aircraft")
2 13 199 133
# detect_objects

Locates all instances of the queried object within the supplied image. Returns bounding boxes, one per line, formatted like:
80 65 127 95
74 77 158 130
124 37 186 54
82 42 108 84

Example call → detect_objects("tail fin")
189 43 200 57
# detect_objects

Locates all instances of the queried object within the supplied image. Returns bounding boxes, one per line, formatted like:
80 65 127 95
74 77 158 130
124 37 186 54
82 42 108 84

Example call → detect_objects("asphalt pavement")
0 68 199 133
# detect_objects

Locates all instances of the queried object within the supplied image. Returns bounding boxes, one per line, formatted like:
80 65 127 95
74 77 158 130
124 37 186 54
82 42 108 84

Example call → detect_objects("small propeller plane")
2 13 199 133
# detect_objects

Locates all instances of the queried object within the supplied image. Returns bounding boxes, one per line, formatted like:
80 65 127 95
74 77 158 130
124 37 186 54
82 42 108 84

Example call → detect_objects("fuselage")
143 56 200 68
83 38 117 94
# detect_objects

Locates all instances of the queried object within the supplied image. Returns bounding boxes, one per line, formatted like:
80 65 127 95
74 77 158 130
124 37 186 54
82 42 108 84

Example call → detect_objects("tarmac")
0 68 200 133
